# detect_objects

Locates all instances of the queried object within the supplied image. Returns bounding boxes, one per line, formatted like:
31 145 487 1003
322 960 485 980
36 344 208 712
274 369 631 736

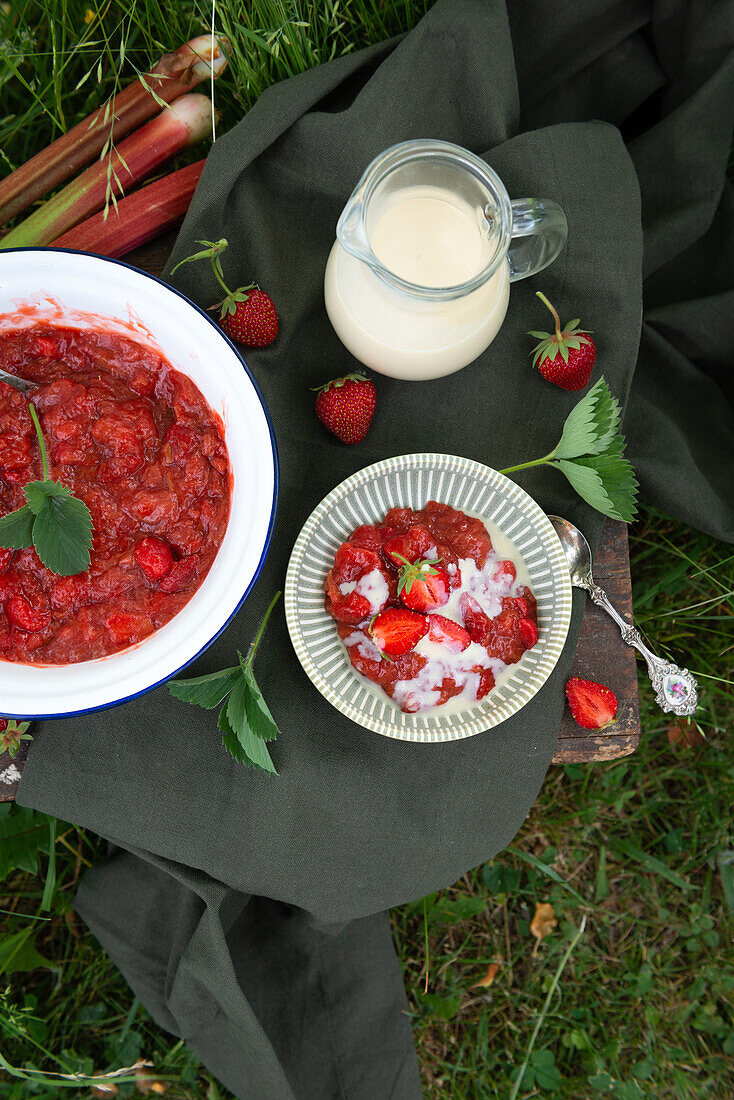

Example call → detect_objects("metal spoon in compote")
549 515 698 717
0 367 34 393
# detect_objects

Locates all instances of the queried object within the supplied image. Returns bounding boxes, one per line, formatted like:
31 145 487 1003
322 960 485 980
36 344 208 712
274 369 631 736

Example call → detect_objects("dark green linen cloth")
16 0 734 1096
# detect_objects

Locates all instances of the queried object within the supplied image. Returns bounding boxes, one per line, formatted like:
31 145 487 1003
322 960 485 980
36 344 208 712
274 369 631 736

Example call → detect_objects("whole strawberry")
171 238 278 347
314 373 376 444
220 287 278 347
528 291 595 391
565 676 618 730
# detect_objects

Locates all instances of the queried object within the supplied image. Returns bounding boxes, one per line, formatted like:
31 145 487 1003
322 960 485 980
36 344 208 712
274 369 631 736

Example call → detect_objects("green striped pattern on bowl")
285 453 572 742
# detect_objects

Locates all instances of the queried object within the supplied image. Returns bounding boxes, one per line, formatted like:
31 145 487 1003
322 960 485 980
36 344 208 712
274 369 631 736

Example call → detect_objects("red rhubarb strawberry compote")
324 502 539 713
0 326 231 663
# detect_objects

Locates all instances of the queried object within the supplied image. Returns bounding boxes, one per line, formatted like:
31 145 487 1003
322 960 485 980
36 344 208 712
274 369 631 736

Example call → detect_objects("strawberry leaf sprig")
168 592 282 773
500 376 638 522
0 402 93 576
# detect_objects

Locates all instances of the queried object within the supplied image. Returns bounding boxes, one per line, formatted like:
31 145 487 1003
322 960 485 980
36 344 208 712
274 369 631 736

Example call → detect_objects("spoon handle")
582 579 698 717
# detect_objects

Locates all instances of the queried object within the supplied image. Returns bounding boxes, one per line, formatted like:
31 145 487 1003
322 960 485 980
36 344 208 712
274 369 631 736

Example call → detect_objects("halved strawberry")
565 677 618 730
428 614 471 653
396 555 450 613
369 607 428 657
460 593 491 644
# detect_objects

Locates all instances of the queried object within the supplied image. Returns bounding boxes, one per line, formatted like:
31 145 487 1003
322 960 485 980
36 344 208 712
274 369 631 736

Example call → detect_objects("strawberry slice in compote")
324 542 394 625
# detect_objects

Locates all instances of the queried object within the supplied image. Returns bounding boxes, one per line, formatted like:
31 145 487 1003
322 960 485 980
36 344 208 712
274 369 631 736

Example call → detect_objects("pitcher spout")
336 188 373 265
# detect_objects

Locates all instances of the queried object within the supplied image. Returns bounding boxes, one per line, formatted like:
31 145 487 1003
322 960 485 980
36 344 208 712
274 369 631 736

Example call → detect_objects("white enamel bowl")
285 453 572 742
0 248 278 719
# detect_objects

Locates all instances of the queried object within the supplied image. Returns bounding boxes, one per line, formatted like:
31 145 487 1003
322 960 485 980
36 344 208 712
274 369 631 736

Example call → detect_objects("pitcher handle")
506 199 567 282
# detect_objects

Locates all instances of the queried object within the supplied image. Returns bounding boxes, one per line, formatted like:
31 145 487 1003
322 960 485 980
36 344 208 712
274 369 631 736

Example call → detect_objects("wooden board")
0 240 640 801
553 517 640 763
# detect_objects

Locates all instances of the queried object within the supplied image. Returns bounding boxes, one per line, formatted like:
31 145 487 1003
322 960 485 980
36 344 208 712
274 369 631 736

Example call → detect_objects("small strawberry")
460 592 491 644
565 676 618 730
394 553 449 613
518 617 539 649
369 607 428 657
171 238 278 347
134 536 174 582
5 595 49 633
428 614 471 653
314 373 376 445
528 291 595 391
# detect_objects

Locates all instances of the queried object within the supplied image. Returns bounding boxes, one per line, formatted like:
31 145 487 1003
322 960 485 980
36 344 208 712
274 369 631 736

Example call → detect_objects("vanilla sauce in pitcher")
324 184 510 380
323 139 567 381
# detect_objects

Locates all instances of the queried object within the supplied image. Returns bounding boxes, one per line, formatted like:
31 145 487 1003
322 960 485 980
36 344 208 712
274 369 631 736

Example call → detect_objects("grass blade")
607 838 695 892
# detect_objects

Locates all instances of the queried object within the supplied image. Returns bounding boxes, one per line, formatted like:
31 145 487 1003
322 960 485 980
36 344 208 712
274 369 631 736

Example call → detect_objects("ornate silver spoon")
549 515 698 717
0 367 33 393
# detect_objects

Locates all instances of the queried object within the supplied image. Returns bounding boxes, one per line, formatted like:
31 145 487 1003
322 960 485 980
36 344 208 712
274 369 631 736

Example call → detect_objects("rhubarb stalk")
0 35 227 229
1 95 214 249
52 160 205 258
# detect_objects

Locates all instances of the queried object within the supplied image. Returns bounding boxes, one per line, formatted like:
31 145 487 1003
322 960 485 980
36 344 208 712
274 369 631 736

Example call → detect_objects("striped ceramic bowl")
285 453 572 742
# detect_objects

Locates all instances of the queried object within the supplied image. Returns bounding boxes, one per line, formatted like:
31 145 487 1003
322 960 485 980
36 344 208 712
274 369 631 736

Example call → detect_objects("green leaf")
0 806 51 881
483 862 522 895
218 706 277 774
240 659 280 741
420 992 462 1020
0 504 34 549
553 377 621 459
552 454 638 522
168 667 240 709
530 1048 561 1091
0 929 54 976
29 482 93 576
589 1071 615 1091
433 896 486 924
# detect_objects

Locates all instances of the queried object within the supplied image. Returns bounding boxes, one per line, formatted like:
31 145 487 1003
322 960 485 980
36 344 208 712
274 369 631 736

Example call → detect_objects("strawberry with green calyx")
0 718 32 759
393 552 450 613
565 677 618 730
171 238 278 347
314 373 376 445
528 291 596 391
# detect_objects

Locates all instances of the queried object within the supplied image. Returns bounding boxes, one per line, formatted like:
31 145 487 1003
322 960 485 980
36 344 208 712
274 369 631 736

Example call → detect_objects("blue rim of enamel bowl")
0 247 280 721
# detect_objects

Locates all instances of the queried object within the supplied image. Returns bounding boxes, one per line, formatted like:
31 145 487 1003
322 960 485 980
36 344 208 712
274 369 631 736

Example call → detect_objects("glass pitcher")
324 139 567 381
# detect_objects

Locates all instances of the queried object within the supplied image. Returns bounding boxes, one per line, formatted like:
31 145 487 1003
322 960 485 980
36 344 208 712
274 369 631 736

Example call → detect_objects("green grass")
1 2 733 1097
0 0 431 179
